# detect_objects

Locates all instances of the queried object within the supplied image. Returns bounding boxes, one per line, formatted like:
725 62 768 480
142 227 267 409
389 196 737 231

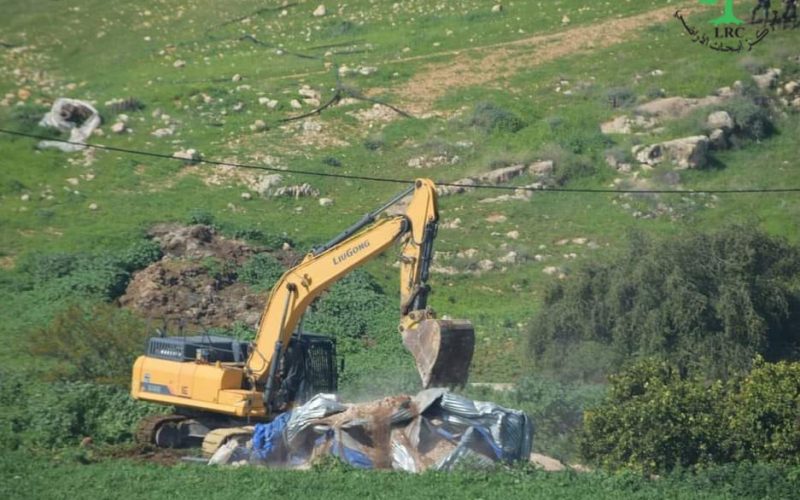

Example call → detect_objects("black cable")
3 127 800 195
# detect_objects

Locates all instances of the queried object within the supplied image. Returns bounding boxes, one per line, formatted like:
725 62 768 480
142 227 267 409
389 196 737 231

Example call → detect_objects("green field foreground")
2 451 799 500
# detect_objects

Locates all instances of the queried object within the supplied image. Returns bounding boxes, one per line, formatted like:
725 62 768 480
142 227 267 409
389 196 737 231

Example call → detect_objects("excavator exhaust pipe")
402 319 475 388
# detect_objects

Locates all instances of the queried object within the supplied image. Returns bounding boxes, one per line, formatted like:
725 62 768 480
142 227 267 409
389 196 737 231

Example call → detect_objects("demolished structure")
209 389 533 472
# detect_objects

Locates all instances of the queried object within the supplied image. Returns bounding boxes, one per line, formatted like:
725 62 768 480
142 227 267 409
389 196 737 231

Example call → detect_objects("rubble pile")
209 389 533 472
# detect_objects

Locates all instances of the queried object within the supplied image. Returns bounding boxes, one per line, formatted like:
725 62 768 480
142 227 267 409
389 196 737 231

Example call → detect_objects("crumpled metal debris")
37 98 101 152
208 389 533 472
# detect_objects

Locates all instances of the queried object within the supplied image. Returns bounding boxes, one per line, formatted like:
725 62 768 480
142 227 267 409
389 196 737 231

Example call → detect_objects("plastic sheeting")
37 98 101 152
209 390 533 472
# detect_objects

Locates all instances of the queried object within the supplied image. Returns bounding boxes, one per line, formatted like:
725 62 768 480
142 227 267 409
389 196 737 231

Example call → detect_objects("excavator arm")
131 179 474 421
246 179 474 394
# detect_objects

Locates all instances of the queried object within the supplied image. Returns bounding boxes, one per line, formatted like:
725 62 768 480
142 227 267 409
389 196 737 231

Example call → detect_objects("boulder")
707 110 734 131
313 4 326 17
249 174 283 195
636 96 724 120
478 164 527 184
708 128 728 150
173 148 201 163
529 160 554 177
633 136 709 169
752 68 781 91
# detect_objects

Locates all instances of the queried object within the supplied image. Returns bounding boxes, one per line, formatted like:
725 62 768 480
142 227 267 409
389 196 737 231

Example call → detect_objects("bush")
238 253 286 291
581 359 800 473
605 87 637 108
187 209 215 226
580 360 727 474
725 96 773 141
15 238 162 302
528 226 800 382
28 303 150 386
468 102 526 134
0 373 168 449
725 358 800 464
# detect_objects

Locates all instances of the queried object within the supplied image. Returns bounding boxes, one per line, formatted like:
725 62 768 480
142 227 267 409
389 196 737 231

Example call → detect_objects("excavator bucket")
402 319 475 388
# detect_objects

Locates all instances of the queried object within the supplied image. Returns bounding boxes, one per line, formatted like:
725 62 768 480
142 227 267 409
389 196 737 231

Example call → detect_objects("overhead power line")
2 128 800 195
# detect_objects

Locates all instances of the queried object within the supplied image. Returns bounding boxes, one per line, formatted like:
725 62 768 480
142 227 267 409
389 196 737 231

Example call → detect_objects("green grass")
1 452 799 500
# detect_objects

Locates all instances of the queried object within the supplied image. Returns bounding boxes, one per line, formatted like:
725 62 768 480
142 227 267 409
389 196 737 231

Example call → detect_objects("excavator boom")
131 179 474 430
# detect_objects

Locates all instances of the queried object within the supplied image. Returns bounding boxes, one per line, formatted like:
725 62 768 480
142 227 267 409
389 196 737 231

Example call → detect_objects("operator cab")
144 331 338 404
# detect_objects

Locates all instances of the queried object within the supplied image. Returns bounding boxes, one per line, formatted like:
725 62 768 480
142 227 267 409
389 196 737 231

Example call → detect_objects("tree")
528 226 800 381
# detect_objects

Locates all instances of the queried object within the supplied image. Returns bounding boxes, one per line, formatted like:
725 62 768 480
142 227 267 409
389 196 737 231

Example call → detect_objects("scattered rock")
20 194 30 201
785 81 799 95
240 192 252 201
272 183 320 198
152 127 173 138
302 120 322 133
477 259 495 271
88 203 98 211
530 453 566 472
249 119 267 132
290 99 303 109
707 110 734 131
752 68 781 91
633 136 709 169
313 4 326 17
498 251 517 264
66 178 79 186
485 214 507 224
441 217 461 229
506 230 520 240
572 238 588 245
249 174 283 196
319 197 334 207
173 148 201 163
650 69 665 77
457 248 479 259
110 122 126 134
491 4 503 13
478 164 527 184
529 160 554 177
561 15 570 24
173 60 186 69
231 74 242 82
600 114 657 134
636 96 724 120
543 266 559 276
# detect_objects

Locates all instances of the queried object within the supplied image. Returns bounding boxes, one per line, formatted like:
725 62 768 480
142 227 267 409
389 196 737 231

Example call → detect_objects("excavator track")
135 414 188 446
202 426 254 458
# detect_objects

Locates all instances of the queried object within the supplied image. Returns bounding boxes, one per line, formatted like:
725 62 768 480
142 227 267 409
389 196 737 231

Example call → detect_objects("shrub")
581 358 800 473
725 358 800 464
580 359 728 474
468 102 526 133
238 253 286 291
528 226 800 382
0 373 168 449
725 96 773 141
605 87 637 108
28 302 150 386
187 209 215 226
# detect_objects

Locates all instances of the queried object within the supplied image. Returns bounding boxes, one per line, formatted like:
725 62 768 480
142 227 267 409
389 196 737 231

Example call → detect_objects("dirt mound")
119 224 281 329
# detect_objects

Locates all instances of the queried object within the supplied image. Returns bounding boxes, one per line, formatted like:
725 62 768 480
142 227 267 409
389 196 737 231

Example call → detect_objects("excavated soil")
119 224 291 330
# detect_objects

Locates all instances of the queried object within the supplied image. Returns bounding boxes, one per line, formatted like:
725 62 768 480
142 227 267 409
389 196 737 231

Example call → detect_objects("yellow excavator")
131 179 475 454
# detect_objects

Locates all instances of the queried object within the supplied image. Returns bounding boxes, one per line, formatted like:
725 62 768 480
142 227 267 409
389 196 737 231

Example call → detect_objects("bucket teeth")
402 319 475 388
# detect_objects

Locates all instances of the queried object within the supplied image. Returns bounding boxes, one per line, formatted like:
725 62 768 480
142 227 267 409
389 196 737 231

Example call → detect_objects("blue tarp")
251 411 292 461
